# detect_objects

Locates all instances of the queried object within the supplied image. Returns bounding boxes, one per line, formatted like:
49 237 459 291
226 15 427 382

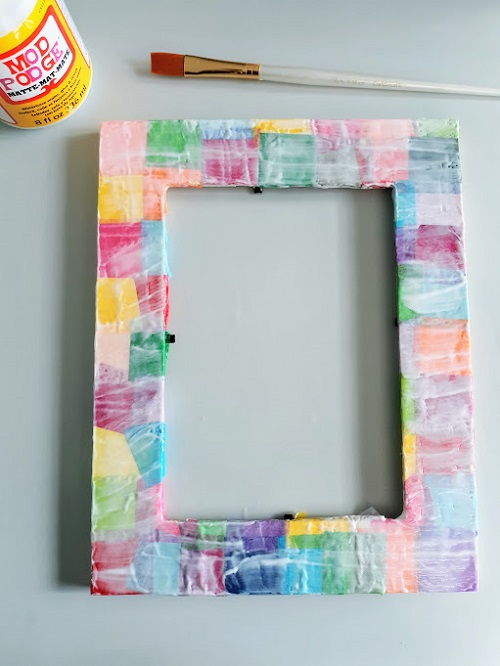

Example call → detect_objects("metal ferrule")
184 55 260 79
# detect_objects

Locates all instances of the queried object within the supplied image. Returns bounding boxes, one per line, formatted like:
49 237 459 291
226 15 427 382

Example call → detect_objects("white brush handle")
260 64 500 97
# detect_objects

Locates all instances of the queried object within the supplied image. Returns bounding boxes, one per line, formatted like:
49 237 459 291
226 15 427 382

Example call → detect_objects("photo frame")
92 118 477 595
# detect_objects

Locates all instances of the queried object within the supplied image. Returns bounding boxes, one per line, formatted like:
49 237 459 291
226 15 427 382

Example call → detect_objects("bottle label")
0 0 91 128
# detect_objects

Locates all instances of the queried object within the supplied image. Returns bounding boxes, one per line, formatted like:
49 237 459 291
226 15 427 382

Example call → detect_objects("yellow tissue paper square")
98 175 144 222
253 119 312 134
93 427 139 479
96 278 140 332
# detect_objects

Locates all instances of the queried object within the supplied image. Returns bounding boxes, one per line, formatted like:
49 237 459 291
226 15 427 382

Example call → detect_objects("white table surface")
1 0 500 664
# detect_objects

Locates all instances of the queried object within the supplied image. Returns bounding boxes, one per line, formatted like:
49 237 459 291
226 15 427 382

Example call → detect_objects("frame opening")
163 186 403 520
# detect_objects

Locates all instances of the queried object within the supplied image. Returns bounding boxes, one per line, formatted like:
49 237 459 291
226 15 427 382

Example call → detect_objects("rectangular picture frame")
92 118 477 595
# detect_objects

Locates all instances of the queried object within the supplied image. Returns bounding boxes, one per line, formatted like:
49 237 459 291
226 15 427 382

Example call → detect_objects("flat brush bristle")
151 53 185 77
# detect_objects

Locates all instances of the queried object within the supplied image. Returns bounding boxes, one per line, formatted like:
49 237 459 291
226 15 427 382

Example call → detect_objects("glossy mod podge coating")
91 119 477 596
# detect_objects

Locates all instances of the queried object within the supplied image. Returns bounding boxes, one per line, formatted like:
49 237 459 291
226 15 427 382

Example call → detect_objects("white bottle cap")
0 0 38 38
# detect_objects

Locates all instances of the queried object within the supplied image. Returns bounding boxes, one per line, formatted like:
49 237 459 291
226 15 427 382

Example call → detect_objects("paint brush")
151 52 500 97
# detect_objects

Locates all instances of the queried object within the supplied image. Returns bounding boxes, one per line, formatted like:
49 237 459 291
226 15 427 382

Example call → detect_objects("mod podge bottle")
0 0 91 128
